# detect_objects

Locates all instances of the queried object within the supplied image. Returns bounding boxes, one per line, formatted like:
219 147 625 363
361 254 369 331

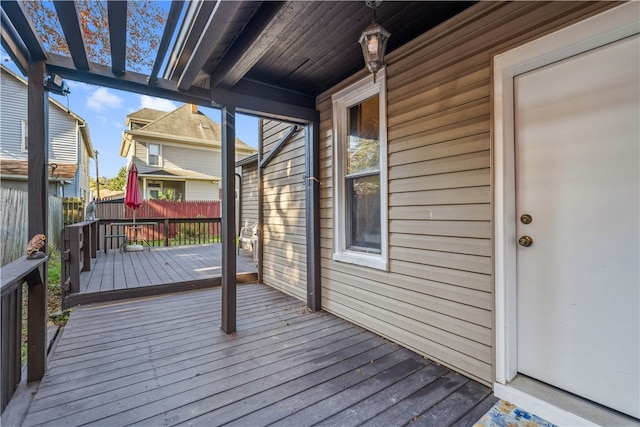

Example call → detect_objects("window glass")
346 174 381 253
347 95 379 175
148 143 160 166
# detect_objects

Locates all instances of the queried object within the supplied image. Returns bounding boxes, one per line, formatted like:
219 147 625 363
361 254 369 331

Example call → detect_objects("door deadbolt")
520 214 532 224
518 235 533 247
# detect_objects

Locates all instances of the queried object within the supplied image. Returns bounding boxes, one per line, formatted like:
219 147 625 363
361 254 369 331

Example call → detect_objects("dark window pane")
347 95 379 174
346 174 381 253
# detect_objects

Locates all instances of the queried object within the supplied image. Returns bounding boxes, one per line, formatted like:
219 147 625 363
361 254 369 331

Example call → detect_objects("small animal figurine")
27 234 46 259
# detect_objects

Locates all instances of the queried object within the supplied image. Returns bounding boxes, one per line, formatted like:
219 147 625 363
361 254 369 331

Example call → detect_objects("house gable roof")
120 104 256 156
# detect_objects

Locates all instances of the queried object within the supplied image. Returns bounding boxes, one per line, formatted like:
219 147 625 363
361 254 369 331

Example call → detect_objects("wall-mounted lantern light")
359 0 390 82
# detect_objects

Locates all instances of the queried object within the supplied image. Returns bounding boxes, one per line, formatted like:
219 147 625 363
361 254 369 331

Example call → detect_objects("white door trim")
493 2 639 423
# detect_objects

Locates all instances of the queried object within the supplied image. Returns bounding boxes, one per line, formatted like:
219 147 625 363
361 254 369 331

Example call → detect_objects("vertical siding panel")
315 1 616 386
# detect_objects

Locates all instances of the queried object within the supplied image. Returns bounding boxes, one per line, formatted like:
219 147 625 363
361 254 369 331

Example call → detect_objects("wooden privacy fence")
62 197 85 226
0 188 63 266
95 200 221 220
1 255 48 413
99 217 222 251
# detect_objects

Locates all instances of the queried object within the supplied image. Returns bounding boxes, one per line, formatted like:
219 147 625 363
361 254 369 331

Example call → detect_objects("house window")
21 119 28 152
147 143 161 166
332 69 388 270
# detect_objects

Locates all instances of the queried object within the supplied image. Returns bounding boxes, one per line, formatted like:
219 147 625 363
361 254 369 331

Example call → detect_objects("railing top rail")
65 219 99 229
99 217 221 223
1 256 48 297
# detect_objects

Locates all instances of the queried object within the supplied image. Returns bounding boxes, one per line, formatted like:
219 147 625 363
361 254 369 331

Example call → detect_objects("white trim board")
492 3 640 425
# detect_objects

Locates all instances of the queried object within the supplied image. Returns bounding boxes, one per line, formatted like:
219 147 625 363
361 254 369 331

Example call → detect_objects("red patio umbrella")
125 164 142 246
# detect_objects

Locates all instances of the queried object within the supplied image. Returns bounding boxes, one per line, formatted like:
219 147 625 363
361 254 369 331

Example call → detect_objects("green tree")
105 166 127 191
23 0 165 72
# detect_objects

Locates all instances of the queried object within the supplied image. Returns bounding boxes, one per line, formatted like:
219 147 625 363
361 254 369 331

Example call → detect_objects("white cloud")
87 87 123 112
138 95 177 112
66 80 94 91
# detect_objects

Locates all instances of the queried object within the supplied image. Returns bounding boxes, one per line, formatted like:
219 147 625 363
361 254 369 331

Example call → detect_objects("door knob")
520 214 532 224
519 235 533 247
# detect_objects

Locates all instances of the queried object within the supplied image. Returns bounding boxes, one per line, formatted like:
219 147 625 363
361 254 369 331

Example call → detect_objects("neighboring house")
251 3 639 425
0 65 94 199
120 104 256 201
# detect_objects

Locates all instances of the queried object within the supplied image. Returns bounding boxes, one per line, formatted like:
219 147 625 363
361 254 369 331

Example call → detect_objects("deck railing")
61 220 99 309
99 217 222 250
0 255 48 413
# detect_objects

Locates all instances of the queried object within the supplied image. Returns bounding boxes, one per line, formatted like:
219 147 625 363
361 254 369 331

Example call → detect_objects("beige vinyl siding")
316 1 614 386
240 163 258 227
185 180 218 201
163 144 221 177
262 120 307 301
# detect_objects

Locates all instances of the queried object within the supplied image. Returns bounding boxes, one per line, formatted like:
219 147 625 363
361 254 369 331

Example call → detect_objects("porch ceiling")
1 0 473 122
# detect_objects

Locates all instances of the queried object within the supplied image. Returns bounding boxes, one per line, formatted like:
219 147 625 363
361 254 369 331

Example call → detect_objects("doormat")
474 400 557 427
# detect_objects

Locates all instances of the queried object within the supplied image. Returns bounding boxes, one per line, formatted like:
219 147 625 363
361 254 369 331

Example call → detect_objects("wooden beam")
209 1 287 88
305 122 321 311
149 1 185 87
221 106 237 334
1 9 29 74
107 1 127 76
26 61 49 380
1 0 47 61
53 1 89 71
45 53 320 123
177 0 242 91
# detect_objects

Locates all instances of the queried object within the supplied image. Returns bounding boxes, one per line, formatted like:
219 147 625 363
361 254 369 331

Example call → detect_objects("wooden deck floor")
20 284 496 426
71 245 257 306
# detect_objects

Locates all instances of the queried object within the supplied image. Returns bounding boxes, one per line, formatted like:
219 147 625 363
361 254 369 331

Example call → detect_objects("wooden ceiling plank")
53 1 89 71
107 0 127 76
177 0 242 91
149 1 185 87
1 0 47 61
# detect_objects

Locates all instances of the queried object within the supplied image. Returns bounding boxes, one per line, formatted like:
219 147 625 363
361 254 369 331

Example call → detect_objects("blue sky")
2 56 259 178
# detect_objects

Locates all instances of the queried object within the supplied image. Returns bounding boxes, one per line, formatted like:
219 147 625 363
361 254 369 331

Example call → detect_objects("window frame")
332 68 388 270
21 119 28 152
147 142 161 167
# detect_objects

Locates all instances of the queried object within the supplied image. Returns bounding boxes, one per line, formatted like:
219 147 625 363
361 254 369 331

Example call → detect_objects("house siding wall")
0 70 77 165
185 180 218 201
316 1 614 386
261 120 307 301
240 163 258 227
0 72 27 159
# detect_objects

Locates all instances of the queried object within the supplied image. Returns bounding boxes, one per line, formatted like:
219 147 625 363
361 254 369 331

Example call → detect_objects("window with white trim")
21 119 28 152
147 143 161 166
332 69 388 270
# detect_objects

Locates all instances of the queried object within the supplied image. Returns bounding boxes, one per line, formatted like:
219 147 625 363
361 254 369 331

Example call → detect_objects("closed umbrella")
125 164 143 250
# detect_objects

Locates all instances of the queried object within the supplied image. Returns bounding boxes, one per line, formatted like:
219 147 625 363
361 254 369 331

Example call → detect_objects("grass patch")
21 246 67 364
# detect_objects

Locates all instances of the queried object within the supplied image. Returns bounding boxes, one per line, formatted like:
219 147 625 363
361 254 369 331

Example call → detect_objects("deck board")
72 244 257 305
21 284 496 426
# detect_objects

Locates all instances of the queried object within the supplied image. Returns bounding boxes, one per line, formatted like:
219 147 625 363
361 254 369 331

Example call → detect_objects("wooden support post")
26 265 46 382
221 106 237 333
26 61 48 379
305 122 321 311
257 119 264 284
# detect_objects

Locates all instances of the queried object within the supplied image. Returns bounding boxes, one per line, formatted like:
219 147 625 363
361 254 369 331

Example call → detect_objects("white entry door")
515 34 639 418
